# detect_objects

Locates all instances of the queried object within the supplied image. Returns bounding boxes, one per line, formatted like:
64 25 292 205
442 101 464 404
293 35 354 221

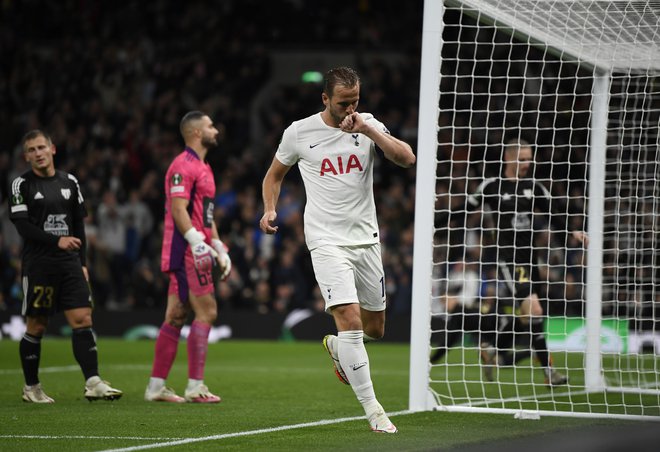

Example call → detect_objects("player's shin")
151 322 181 381
72 327 99 380
187 320 211 382
20 333 42 386
337 330 377 407
530 317 550 368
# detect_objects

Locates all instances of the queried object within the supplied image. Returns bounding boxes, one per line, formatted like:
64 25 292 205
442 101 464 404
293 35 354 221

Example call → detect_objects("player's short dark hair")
21 129 52 151
504 137 532 156
179 110 206 136
323 67 360 97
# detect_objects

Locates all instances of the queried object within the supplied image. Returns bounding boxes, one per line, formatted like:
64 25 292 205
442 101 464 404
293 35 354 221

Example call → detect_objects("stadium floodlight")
410 0 660 420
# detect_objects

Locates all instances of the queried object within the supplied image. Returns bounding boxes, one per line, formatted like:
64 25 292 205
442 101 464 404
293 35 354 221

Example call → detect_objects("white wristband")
184 227 205 245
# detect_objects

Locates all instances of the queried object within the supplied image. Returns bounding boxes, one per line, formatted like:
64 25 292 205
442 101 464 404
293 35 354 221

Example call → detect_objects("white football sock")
186 378 203 392
363 333 378 343
147 377 166 393
337 330 377 410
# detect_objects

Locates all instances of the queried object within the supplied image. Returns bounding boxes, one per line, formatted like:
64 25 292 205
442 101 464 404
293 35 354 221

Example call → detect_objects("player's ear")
322 92 329 107
51 144 57 155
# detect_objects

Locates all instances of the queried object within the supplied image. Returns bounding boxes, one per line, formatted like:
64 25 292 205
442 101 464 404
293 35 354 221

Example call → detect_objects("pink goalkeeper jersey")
161 147 216 272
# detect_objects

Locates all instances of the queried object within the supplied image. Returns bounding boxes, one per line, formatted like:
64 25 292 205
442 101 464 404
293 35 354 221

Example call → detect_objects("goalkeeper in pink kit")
145 111 231 403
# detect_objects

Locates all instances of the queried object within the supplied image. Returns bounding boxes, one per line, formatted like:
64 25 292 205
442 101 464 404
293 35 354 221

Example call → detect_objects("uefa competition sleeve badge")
11 193 23 205
170 173 184 194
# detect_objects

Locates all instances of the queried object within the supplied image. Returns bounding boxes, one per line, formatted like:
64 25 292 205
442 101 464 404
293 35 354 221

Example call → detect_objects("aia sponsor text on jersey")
319 154 364 176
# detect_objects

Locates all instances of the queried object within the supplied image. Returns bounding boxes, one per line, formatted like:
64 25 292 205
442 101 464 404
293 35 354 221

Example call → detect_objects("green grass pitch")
0 338 655 451
430 346 660 417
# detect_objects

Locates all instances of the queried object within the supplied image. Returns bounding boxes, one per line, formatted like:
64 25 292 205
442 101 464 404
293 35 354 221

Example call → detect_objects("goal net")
410 0 660 420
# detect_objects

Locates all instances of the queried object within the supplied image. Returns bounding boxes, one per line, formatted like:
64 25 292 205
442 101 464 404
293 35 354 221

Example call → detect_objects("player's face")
507 146 533 178
323 84 360 126
199 116 220 149
516 147 533 177
24 136 56 176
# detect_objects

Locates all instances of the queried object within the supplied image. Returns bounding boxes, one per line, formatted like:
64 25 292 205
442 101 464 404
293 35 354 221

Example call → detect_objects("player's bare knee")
530 305 543 317
331 304 363 331
68 319 92 329
165 312 187 328
26 318 48 337
364 328 384 341
63 307 92 329
197 308 217 324
363 321 385 340
361 309 385 340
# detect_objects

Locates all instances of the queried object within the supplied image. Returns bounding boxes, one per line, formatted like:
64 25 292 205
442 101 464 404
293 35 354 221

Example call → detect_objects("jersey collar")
184 147 201 160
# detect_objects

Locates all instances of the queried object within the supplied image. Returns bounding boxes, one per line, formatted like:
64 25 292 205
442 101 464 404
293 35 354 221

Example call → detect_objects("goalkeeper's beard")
201 135 217 150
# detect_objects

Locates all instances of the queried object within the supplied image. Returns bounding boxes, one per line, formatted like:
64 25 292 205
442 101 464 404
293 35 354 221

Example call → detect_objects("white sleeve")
363 113 389 134
275 124 299 166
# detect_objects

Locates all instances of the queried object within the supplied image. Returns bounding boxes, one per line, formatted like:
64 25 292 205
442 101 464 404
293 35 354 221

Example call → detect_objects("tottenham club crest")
61 188 71 200
172 173 183 185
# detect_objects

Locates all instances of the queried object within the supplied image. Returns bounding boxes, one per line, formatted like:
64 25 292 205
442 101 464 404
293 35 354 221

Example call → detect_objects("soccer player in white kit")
260 67 415 433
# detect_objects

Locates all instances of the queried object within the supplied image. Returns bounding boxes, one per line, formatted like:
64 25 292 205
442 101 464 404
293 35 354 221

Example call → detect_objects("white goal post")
410 0 660 420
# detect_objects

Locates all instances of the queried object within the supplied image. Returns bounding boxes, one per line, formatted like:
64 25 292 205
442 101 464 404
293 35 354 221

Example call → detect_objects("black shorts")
21 265 92 317
497 260 533 305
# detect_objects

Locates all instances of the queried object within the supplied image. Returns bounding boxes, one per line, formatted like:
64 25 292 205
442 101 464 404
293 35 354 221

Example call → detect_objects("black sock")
431 313 464 363
72 327 99 380
531 318 550 368
20 333 42 386
478 312 498 348
495 323 515 355
499 348 532 365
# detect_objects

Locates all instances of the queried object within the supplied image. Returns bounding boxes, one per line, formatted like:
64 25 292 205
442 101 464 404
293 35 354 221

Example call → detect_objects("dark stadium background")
0 0 422 336
1 2 659 451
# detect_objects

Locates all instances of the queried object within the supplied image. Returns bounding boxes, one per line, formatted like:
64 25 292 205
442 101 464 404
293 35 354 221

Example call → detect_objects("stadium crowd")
0 0 422 315
3 1 652 325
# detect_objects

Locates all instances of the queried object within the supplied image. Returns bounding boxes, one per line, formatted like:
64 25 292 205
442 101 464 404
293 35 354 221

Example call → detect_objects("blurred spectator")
95 189 130 309
1 0 424 317
123 188 154 263
5 0 649 328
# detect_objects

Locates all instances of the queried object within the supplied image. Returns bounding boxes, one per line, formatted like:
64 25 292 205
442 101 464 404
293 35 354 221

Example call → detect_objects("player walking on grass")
9 130 122 403
260 67 415 433
470 138 588 386
144 111 231 404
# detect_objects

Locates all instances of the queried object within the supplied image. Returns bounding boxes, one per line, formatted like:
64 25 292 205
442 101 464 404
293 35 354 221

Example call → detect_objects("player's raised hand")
259 211 279 234
340 112 366 133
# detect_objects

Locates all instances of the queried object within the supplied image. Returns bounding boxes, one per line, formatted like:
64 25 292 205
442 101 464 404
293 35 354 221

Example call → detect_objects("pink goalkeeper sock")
151 323 181 379
187 320 211 380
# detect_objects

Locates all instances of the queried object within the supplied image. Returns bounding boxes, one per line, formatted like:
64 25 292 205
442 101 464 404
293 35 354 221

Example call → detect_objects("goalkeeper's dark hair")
180 110 206 136
323 67 360 97
22 129 52 151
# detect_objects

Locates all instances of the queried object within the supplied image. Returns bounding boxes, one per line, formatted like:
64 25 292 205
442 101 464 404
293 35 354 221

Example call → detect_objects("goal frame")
409 0 659 419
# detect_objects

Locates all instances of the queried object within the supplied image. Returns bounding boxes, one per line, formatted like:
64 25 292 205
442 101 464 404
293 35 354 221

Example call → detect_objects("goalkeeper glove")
184 227 217 272
212 238 232 280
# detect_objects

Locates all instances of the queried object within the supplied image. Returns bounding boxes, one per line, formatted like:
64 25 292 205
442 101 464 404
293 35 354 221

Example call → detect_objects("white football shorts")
310 243 386 313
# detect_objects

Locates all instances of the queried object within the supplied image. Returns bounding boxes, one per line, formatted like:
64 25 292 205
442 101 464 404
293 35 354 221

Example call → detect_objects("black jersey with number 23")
9 169 87 268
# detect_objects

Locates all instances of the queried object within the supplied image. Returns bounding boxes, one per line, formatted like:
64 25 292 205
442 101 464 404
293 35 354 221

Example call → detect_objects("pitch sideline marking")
0 364 407 377
97 410 412 452
0 435 182 441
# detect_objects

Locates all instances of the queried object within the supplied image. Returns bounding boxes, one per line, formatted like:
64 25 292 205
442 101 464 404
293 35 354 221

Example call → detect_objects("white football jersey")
276 112 388 250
